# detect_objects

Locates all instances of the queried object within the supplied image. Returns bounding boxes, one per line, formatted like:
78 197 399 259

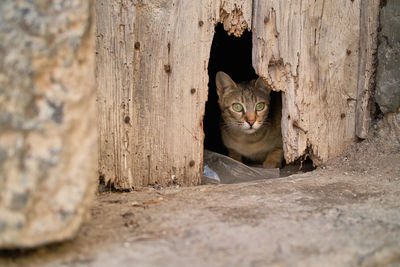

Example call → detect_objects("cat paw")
263 160 281 169
228 149 243 162
263 148 283 168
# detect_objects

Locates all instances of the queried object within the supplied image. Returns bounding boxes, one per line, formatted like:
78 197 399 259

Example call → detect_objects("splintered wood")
96 0 379 188
252 0 378 164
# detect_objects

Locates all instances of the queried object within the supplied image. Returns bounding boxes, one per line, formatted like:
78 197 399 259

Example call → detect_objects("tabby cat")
215 71 283 168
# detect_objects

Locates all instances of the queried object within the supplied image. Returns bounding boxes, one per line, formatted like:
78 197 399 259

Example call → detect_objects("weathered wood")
356 0 380 139
253 0 362 164
96 0 252 188
97 0 380 188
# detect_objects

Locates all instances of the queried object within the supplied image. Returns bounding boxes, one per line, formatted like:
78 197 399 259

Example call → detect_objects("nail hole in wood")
134 42 140 50
164 64 171 73
190 88 196 94
124 116 130 124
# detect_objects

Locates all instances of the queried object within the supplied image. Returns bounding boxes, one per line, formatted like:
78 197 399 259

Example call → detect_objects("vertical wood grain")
96 0 252 188
97 0 377 188
355 0 380 139
253 0 362 164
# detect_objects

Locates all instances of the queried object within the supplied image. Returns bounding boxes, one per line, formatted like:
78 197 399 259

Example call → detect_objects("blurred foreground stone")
376 0 400 114
0 1 96 248
375 1 400 142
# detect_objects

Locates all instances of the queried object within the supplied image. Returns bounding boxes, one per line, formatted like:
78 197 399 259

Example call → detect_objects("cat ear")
216 71 237 97
255 77 270 92
254 77 271 96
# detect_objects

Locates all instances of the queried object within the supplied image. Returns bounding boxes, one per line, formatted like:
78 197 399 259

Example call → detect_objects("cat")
215 71 283 168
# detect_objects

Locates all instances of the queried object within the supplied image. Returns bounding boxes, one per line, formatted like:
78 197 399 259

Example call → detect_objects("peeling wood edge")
219 3 251 37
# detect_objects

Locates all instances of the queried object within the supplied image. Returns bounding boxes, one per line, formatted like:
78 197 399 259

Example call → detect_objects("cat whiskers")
261 121 271 127
220 121 243 130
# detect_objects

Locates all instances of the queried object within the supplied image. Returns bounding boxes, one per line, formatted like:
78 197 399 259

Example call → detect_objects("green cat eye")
232 103 243 112
255 102 265 111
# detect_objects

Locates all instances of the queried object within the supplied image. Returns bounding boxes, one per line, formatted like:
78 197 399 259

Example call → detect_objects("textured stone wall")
375 1 400 140
376 1 400 114
0 1 96 248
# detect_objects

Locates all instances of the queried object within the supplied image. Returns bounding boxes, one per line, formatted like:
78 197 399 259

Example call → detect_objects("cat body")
216 71 283 168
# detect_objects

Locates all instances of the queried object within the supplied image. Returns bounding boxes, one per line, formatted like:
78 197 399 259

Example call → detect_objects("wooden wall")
96 0 379 188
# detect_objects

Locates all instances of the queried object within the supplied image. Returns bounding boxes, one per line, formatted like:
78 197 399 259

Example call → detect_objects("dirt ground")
1 133 400 266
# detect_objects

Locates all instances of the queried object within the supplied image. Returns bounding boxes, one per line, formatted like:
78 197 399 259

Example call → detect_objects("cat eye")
255 102 265 111
232 103 243 112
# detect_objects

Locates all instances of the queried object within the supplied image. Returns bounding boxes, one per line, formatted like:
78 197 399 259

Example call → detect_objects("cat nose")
246 113 256 126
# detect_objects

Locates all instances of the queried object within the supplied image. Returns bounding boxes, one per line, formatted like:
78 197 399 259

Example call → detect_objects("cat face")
216 71 271 134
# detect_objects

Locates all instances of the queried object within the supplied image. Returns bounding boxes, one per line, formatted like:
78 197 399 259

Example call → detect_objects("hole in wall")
204 24 283 162
204 23 258 155
280 156 315 177
204 23 315 176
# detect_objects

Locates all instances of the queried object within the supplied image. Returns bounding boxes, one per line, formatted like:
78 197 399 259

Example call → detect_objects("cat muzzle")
247 120 255 126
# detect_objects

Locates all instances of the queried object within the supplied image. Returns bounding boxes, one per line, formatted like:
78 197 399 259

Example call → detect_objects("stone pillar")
376 1 400 114
0 1 96 248
375 1 400 141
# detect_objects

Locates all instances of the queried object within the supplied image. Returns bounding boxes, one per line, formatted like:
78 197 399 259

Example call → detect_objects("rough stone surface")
376 1 400 114
0 1 97 248
1 134 399 266
377 111 400 143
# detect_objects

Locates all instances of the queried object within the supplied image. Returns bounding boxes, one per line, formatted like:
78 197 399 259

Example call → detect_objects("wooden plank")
252 0 361 164
96 0 252 188
355 0 380 139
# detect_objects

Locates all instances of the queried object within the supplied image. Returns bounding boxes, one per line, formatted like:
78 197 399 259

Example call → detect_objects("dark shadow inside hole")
280 156 316 177
301 157 316 172
204 23 257 155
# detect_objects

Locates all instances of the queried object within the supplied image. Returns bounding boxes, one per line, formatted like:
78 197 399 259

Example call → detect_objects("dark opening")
204 23 315 174
204 24 258 155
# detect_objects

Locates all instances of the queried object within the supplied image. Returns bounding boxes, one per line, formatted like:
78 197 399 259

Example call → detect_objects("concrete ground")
1 138 400 266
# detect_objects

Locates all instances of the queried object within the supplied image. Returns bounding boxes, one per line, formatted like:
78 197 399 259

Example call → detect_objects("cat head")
216 71 271 134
